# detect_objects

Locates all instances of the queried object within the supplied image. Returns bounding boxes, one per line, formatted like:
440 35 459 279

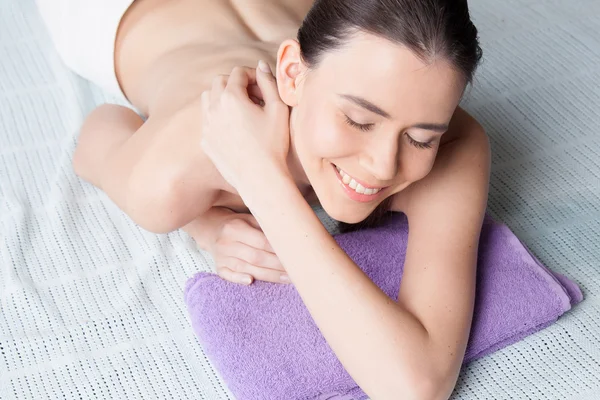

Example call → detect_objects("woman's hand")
209 212 290 285
199 61 291 192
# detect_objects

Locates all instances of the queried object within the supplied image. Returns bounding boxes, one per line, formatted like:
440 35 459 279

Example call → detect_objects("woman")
39 0 491 398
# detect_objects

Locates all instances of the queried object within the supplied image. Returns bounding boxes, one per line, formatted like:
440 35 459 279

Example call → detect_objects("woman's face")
285 32 466 223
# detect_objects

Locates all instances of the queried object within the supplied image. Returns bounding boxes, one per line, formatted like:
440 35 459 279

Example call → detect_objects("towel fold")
185 213 583 400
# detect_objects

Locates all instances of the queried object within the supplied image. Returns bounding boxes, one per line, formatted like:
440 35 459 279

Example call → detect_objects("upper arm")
391 107 491 397
96 103 222 233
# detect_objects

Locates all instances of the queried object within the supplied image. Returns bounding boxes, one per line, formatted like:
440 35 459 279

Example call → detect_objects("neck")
286 107 312 198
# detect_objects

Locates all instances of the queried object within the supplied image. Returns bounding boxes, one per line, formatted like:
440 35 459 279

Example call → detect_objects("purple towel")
184 213 583 400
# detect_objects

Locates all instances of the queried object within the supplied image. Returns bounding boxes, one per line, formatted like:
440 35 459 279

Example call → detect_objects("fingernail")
280 274 290 283
241 276 252 285
258 60 272 74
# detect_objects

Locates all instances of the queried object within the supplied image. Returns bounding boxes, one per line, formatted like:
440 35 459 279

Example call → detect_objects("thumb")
256 60 282 106
242 213 261 230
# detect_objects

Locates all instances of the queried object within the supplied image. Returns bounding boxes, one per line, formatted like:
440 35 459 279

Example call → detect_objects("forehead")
312 32 465 118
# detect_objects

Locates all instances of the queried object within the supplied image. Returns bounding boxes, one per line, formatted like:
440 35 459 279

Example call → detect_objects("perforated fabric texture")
0 0 599 399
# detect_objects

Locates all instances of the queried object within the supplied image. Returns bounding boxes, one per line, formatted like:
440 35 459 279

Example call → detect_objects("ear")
275 39 306 107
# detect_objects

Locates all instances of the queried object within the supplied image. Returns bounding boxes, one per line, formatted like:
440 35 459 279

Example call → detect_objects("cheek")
400 150 438 182
297 105 349 160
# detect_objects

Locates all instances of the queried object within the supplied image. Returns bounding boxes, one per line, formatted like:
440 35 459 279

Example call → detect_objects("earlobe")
276 39 305 107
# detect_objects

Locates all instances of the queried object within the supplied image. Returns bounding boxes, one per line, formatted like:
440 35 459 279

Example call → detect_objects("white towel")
1 0 599 399
35 0 134 99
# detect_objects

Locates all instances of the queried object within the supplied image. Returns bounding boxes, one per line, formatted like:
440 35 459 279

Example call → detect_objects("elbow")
125 169 188 234
380 377 444 400
410 370 456 400
415 378 447 400
366 370 444 400
408 376 444 400
382 369 451 400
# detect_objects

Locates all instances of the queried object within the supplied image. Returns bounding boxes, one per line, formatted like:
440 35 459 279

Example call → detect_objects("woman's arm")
199 65 490 400
242 108 490 400
391 107 491 398
241 167 435 400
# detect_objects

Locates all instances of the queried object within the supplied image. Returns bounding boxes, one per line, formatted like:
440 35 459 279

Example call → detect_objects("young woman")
39 0 491 398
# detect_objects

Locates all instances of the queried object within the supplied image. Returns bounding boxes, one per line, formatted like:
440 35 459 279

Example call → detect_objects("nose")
358 136 399 183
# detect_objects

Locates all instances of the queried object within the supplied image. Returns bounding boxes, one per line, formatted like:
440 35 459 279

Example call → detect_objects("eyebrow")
339 93 449 133
339 94 392 119
412 123 449 133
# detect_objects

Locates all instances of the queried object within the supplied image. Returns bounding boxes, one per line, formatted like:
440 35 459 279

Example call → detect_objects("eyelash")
344 115 373 132
407 135 433 149
343 115 433 149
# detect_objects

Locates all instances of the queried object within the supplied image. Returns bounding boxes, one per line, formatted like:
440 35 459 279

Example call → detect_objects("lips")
333 164 387 189
331 163 388 203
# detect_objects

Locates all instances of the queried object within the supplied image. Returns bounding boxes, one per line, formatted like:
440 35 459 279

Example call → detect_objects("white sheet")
1 0 599 399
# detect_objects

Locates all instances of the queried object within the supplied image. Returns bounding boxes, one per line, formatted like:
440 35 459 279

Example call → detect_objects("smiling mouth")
331 163 389 201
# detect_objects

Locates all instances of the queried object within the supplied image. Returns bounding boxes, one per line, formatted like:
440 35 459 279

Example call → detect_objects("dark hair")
298 0 482 232
298 0 482 84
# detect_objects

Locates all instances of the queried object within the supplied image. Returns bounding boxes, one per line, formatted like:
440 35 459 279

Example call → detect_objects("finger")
217 266 254 285
200 90 210 129
222 258 290 285
247 84 262 99
239 213 261 230
200 90 210 112
235 216 276 253
255 60 282 106
249 95 262 105
242 215 275 252
229 242 284 271
226 66 257 95
247 84 264 106
247 265 291 284
211 74 228 102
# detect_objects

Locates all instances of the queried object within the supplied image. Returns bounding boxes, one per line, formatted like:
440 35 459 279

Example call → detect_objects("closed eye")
344 115 374 132
406 133 433 149
345 113 433 149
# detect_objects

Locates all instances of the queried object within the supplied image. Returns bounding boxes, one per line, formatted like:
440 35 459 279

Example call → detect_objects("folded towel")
184 213 583 400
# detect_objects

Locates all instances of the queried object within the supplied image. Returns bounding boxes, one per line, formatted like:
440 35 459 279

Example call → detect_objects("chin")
319 202 372 225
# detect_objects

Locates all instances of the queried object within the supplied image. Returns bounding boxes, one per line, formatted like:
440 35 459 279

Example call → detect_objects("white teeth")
335 164 382 196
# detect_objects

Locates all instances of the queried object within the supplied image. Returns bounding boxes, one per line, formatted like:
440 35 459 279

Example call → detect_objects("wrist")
236 160 294 202
240 168 297 212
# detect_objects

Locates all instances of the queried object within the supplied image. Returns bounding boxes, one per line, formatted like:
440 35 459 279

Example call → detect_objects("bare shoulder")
278 0 316 20
391 106 490 215
119 0 284 115
140 41 279 117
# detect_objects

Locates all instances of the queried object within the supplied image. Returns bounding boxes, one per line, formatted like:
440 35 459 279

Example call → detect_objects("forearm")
240 165 436 400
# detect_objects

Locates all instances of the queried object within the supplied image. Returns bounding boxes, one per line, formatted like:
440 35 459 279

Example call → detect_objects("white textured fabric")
0 0 599 399
35 0 133 100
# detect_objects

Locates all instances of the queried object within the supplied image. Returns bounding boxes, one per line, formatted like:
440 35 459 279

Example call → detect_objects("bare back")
103 0 316 215
116 0 313 116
